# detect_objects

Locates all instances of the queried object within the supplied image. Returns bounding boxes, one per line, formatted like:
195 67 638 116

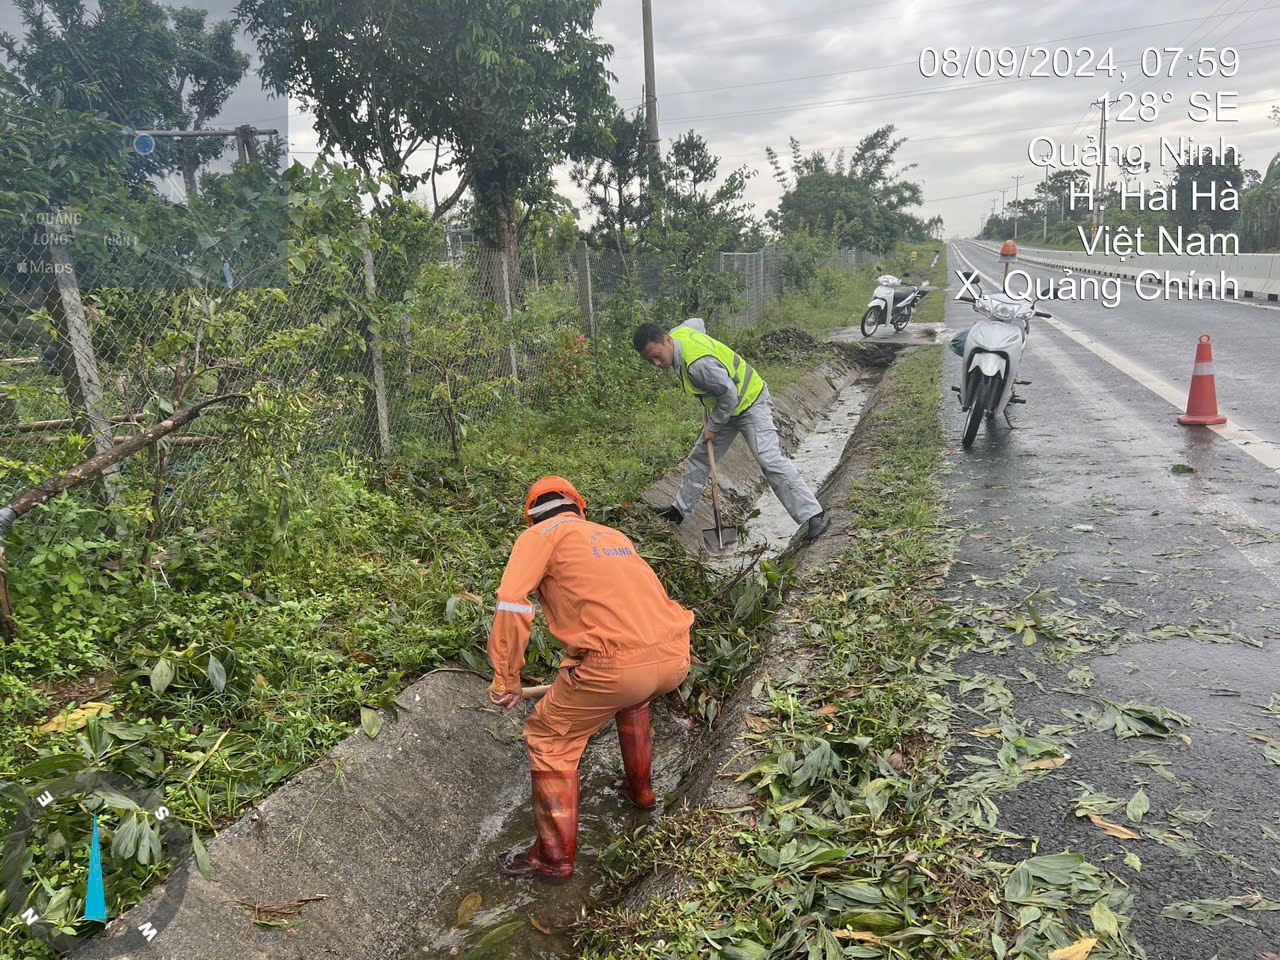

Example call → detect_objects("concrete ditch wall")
641 342 894 556
615 349 909 914
90 343 888 960
973 239 1280 302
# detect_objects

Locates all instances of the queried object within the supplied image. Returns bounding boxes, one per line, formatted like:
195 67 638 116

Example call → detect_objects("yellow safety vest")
670 327 764 416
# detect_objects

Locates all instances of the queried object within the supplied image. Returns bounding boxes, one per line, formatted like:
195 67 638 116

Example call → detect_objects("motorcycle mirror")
1034 310 1052 318
959 294 977 304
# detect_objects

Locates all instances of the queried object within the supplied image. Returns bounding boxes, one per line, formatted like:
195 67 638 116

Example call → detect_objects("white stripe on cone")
1192 362 1214 376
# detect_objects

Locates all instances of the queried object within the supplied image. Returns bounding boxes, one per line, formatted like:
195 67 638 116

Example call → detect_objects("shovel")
701 412 738 552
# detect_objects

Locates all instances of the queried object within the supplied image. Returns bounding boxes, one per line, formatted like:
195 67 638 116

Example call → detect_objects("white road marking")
950 244 1280 475
1029 329 1280 593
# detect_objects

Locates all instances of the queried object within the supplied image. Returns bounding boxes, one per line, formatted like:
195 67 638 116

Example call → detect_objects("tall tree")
570 108 650 270
769 128 922 253
645 131 755 313
237 0 614 298
1 0 249 194
234 0 462 212
1239 152 1280 252
1170 145 1244 233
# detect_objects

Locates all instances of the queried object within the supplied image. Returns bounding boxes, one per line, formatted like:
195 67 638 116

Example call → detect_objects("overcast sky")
4 0 1278 236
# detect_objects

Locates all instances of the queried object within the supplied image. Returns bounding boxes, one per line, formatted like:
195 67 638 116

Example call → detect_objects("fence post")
359 222 391 460
43 207 121 508
500 257 519 380
574 241 601 406
400 306 412 377
532 247 540 291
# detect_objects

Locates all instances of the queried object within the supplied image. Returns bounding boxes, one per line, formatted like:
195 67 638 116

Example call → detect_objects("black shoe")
654 504 684 523
805 511 830 540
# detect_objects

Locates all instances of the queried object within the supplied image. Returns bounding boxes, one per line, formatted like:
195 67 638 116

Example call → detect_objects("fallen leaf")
38 702 114 733
1091 900 1120 938
999 514 1016 521
816 704 839 716
833 931 882 943
887 752 906 771
1089 814 1142 840
1123 850 1141 872
969 532 992 541
1126 788 1150 824
455 892 482 927
745 715 771 733
457 591 484 604
529 914 552 935
1049 937 1098 960
1021 757 1067 771
348 652 377 665
970 727 1003 738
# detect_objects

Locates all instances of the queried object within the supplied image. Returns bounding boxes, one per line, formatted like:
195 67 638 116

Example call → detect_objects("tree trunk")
473 167 520 309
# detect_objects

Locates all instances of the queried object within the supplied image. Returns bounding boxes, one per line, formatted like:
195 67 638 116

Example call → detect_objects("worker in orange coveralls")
487 476 693 883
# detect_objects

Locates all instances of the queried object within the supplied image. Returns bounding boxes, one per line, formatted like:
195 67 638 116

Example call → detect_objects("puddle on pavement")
406 717 690 959
713 375 873 567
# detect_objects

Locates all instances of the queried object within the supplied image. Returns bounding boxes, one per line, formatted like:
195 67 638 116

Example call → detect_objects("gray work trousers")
674 388 822 525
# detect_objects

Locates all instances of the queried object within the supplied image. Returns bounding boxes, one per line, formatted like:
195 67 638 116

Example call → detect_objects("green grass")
578 347 1149 960
0 256 877 958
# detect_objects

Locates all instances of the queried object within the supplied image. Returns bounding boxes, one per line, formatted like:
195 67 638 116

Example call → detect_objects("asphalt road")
941 242 1280 960
957 239 1280 448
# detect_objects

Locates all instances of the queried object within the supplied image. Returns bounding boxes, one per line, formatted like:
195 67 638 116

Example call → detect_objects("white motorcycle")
861 272 930 337
951 270 1052 449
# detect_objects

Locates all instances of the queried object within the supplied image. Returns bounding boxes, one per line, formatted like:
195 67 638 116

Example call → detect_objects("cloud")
179 0 1279 233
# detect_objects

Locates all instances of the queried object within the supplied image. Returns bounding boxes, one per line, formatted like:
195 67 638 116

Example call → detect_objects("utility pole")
642 0 661 192
1089 97 1121 231
1042 162 1051 243
999 187 1008 216
1011 174 1024 240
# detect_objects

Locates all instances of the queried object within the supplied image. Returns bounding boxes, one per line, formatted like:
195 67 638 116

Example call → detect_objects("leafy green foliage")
767 128 934 252
581 350 1147 960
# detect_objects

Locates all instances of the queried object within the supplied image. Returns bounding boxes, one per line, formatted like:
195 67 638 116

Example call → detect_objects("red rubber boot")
497 770 579 884
615 703 657 810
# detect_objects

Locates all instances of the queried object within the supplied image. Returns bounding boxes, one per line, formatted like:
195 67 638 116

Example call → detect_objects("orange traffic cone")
1177 335 1227 426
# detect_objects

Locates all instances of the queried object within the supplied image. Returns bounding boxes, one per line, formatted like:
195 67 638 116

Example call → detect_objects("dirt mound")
756 326 824 361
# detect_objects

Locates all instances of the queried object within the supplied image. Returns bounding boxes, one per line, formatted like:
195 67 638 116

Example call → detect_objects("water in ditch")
408 370 878 958
404 713 691 959
714 375 872 567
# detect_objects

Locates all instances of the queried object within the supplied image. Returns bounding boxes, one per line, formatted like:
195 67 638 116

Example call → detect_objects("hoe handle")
704 409 726 550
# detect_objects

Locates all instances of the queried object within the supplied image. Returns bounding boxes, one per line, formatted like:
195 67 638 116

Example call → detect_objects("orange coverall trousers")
487 513 693 772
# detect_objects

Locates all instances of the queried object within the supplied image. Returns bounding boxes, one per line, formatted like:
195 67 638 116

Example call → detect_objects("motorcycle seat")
891 285 919 304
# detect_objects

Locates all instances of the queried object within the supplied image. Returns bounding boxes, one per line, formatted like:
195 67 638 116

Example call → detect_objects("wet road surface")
942 243 1280 959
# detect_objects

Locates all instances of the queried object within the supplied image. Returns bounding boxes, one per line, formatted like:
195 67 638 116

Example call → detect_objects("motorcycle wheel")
892 310 911 332
860 306 884 337
962 371 1000 449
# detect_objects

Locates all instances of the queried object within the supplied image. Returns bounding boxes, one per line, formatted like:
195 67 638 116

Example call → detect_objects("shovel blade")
702 525 740 551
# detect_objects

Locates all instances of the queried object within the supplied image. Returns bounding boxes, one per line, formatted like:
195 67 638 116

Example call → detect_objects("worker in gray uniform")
632 319 829 541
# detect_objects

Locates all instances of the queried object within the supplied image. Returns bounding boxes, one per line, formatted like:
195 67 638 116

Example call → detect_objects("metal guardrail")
972 240 1280 303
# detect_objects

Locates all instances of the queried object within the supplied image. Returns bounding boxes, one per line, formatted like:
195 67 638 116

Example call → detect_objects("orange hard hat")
524 476 587 525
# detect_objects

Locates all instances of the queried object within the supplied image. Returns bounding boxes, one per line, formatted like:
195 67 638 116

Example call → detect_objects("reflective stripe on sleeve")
495 600 535 615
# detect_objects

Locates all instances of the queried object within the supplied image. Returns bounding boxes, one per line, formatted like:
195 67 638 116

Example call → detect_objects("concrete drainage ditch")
93 335 916 960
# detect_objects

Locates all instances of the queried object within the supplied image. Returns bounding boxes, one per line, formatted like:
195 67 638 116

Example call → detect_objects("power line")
614 3 1280 66
662 37 1280 126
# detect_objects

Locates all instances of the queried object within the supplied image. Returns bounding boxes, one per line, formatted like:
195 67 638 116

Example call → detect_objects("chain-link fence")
0 207 866 587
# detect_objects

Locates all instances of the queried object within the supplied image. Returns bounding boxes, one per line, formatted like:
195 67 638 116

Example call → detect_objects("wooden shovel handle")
521 684 552 700
703 409 725 538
